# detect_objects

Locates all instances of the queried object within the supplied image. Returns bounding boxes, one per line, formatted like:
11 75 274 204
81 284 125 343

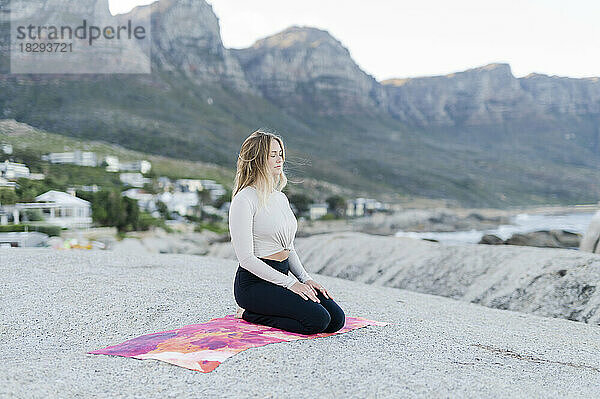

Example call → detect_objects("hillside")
0 119 369 202
0 119 233 183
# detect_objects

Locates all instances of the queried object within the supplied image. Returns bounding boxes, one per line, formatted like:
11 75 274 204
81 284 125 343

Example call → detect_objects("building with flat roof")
308 203 328 220
0 160 30 179
41 150 97 167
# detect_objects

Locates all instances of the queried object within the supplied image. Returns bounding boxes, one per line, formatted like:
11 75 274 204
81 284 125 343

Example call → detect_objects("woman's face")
268 138 284 177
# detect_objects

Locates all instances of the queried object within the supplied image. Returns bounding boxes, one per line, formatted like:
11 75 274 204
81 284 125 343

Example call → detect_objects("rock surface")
108 228 221 255
350 208 510 235
382 63 600 130
209 232 600 325
232 26 385 115
124 0 253 92
480 230 582 249
503 230 581 248
580 210 600 254
5 0 254 91
2 248 600 397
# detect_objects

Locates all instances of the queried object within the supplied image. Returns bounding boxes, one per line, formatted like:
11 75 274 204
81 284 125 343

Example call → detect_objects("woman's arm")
287 242 313 283
228 194 298 289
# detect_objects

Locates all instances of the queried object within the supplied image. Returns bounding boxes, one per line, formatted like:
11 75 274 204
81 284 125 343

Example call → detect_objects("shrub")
0 223 62 236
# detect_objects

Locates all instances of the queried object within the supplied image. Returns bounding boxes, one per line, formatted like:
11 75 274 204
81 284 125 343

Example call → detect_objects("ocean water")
394 211 598 245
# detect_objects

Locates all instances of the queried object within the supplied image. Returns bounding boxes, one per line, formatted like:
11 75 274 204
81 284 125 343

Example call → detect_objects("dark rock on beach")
478 230 582 249
479 234 504 245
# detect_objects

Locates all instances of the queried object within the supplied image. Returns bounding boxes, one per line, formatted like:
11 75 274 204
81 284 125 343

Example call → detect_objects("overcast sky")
109 0 600 81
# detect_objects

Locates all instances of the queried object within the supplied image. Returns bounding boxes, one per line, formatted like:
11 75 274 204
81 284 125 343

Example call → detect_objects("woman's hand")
290 282 320 303
304 279 334 300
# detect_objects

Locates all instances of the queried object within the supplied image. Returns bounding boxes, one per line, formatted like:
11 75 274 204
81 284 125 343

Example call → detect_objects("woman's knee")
303 307 331 334
324 309 345 333
322 302 346 333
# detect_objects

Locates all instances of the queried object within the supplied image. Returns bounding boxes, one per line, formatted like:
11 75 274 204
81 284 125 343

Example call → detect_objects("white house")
27 173 45 180
157 176 173 192
363 198 383 212
308 203 328 220
34 190 92 228
41 150 97 167
0 160 30 179
175 179 203 193
120 172 151 188
122 188 156 211
157 191 199 216
346 198 386 217
2 190 92 228
103 155 120 172
1 143 13 154
77 184 100 192
120 160 151 174
346 199 364 217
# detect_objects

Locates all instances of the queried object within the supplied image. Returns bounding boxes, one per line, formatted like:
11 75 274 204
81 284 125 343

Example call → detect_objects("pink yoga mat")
88 314 389 372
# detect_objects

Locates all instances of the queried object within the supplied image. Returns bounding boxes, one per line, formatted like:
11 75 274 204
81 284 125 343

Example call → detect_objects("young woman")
229 129 346 335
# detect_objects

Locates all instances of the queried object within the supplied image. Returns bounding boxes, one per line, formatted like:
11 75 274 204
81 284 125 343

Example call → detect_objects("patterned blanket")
88 314 389 372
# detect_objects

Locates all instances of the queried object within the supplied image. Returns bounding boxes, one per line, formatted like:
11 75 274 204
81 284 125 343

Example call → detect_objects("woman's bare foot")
235 307 245 319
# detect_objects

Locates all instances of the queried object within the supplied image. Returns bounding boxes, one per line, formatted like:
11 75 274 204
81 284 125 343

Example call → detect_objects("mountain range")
0 0 599 207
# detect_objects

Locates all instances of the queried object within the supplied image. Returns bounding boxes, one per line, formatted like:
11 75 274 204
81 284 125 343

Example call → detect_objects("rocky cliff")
382 64 600 161
125 0 253 92
383 63 525 126
232 26 385 115
5 0 600 131
3 0 252 91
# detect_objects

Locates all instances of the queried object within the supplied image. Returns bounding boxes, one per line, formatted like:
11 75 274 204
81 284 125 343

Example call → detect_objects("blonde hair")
232 129 289 209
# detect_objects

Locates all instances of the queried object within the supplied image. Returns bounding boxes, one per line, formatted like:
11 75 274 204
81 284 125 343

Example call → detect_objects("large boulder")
579 210 600 253
505 230 581 248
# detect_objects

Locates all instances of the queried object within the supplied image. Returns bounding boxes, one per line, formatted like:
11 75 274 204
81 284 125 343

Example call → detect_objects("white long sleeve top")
228 185 312 289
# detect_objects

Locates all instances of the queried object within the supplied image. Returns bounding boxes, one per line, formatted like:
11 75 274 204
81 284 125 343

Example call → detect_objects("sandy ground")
1 248 600 398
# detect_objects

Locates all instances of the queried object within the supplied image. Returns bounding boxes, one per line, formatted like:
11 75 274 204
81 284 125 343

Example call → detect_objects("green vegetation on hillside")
2 69 599 207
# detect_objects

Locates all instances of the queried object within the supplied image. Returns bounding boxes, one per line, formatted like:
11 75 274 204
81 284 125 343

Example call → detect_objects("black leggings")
234 257 346 335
